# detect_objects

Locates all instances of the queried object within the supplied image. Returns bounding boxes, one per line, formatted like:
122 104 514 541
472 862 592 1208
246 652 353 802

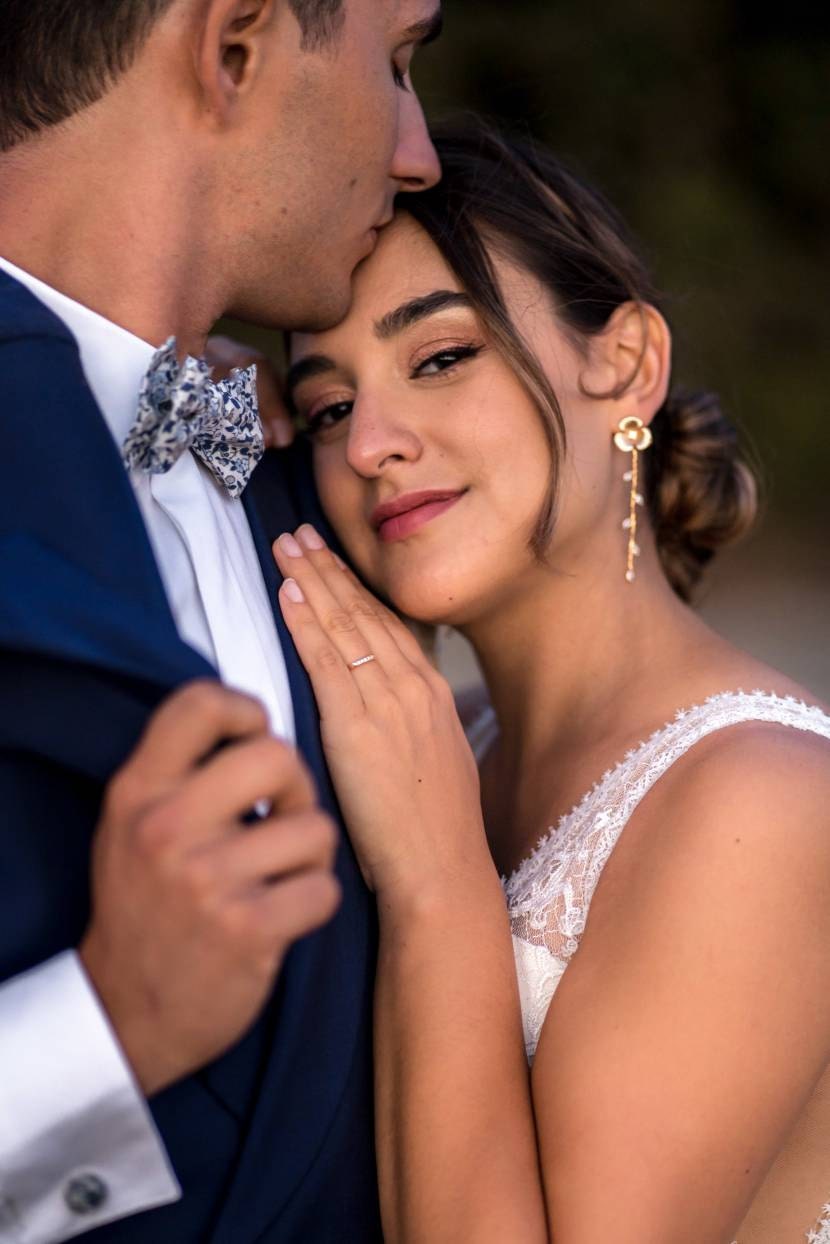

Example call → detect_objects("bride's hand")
273 524 491 901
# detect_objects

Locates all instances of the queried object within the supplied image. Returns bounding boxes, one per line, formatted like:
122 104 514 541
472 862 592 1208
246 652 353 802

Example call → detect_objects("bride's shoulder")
645 660 830 833
581 707 830 992
624 695 830 901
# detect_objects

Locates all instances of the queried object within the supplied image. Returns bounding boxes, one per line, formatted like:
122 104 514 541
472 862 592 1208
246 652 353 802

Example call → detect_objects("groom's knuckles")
174 682 270 748
184 734 315 823
129 680 269 782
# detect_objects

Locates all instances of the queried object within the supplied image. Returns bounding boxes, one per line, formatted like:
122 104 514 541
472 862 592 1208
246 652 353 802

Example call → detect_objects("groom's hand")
205 335 295 450
79 681 340 1097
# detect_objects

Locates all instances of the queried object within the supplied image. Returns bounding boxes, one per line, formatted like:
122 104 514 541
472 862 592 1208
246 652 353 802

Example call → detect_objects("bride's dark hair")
398 117 758 602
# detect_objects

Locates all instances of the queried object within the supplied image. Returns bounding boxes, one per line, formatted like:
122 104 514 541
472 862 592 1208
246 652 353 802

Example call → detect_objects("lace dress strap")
504 691 830 940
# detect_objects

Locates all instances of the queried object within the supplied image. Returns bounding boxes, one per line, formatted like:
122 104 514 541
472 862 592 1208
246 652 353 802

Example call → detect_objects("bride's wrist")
375 857 504 932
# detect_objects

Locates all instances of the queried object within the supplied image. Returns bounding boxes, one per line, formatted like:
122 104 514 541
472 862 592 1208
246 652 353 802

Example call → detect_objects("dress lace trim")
806 1203 830 1243
501 690 830 961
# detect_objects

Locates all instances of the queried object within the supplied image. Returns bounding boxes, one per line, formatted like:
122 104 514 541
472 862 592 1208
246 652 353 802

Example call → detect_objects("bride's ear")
196 0 276 119
579 301 672 425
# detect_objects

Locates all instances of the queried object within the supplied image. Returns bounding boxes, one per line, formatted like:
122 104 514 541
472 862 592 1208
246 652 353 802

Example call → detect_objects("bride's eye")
303 399 354 436
411 344 483 378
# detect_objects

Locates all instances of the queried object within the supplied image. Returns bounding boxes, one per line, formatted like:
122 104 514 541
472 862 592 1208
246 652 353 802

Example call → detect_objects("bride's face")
288 214 623 626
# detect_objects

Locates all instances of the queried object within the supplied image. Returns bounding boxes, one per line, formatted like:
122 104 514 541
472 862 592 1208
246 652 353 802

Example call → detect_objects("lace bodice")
468 689 830 1244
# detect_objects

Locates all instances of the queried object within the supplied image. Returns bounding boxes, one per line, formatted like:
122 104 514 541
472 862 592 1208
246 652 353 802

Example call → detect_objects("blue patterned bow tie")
123 337 264 498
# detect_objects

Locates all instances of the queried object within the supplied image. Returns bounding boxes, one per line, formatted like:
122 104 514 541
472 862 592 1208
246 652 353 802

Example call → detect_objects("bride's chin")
381 584 475 630
364 552 490 627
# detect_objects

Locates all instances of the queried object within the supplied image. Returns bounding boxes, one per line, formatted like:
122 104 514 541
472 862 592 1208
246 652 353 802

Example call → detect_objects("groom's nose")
392 91 441 193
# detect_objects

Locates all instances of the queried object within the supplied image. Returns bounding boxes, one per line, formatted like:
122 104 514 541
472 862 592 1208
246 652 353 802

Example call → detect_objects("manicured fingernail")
334 553 347 570
282 578 304 603
278 533 303 557
297 524 325 551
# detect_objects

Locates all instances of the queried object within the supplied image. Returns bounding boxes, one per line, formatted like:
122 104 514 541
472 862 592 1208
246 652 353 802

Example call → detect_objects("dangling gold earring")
613 416 652 582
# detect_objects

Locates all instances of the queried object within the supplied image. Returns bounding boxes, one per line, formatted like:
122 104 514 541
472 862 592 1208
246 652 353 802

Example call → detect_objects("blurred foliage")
413 0 829 525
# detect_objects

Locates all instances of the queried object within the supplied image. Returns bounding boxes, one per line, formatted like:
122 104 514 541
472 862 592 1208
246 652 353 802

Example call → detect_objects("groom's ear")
196 0 276 119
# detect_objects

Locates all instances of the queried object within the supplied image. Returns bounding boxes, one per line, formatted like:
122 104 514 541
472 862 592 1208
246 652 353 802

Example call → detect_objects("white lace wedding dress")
468 690 830 1244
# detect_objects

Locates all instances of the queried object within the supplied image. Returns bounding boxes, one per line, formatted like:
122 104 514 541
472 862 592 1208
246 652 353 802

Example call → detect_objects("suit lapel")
0 274 217 778
242 456 330 787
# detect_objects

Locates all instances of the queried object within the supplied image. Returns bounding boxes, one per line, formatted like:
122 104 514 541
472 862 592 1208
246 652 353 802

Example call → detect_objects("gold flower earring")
613 416 652 582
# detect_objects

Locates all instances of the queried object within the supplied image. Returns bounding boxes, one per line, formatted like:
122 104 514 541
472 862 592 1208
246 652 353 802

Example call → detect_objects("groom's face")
221 0 442 331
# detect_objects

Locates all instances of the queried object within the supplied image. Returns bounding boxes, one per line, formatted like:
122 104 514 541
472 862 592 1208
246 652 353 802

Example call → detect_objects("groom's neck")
0 125 225 356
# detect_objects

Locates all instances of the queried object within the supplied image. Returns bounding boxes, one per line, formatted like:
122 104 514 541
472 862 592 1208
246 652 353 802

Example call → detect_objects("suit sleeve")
0 328 182 1238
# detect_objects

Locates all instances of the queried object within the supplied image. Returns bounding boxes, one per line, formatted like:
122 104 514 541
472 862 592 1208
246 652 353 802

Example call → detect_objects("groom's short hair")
0 0 345 153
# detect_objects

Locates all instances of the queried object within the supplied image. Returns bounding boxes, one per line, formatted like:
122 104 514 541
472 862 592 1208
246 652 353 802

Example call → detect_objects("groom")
0 2 440 1241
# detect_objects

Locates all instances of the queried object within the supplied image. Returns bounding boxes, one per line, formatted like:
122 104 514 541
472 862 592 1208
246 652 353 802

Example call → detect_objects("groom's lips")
360 217 394 259
370 489 467 543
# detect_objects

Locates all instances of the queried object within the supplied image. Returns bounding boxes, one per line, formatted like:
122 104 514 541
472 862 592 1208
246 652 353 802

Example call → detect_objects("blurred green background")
415 0 829 695
225 0 829 694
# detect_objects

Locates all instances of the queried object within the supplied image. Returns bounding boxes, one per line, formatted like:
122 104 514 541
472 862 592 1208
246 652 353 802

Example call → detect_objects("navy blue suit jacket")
0 270 382 1242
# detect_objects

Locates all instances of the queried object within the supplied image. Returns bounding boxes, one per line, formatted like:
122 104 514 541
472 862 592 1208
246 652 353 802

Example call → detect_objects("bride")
272 119 830 1243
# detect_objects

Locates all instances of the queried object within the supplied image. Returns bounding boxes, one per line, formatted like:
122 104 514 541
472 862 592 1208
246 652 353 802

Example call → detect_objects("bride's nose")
345 396 422 477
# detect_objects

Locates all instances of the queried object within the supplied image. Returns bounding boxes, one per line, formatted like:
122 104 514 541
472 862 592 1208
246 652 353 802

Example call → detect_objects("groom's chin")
226 280 353 336
291 293 354 335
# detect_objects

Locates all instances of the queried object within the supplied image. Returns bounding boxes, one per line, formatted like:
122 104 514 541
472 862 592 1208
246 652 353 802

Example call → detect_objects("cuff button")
65 1173 109 1215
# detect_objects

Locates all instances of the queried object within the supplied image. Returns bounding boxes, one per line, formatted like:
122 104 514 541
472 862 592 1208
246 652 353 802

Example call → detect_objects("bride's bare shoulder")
614 703 830 916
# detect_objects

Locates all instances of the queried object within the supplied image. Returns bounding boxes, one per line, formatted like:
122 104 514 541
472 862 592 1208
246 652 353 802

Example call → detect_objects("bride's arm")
374 882 547 1243
274 530 548 1242
529 727 830 1243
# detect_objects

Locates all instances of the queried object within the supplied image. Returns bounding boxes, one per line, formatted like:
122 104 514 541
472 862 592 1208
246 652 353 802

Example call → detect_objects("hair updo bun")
647 390 759 602
400 118 759 598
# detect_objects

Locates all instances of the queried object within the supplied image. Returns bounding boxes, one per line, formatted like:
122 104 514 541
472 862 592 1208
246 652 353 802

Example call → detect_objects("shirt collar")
0 254 157 448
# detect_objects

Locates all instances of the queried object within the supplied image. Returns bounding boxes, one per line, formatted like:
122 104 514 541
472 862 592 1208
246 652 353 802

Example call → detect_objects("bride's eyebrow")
285 354 337 406
285 290 474 404
374 290 473 340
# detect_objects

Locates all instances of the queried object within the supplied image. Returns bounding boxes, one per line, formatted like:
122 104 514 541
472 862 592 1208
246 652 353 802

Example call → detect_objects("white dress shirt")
0 255 296 1241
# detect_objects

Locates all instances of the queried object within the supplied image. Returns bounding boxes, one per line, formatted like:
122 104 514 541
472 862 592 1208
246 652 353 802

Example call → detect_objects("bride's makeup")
290 320 487 441
287 214 555 625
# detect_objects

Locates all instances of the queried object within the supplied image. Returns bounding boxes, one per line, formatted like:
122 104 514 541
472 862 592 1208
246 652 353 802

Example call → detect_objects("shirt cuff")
0 951 180 1242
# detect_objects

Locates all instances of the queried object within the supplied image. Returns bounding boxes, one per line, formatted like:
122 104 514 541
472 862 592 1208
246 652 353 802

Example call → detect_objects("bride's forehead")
292 221 463 357
352 215 455 303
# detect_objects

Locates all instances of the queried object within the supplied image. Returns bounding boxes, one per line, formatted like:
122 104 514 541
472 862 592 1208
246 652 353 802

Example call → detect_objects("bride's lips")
371 489 467 543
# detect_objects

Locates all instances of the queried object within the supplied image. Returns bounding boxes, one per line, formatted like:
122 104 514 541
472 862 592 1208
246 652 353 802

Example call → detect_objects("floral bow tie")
123 337 264 498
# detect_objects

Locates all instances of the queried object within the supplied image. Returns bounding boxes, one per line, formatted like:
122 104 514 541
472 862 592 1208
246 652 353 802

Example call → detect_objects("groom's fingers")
207 809 338 893
170 734 317 845
204 334 295 449
116 680 269 804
